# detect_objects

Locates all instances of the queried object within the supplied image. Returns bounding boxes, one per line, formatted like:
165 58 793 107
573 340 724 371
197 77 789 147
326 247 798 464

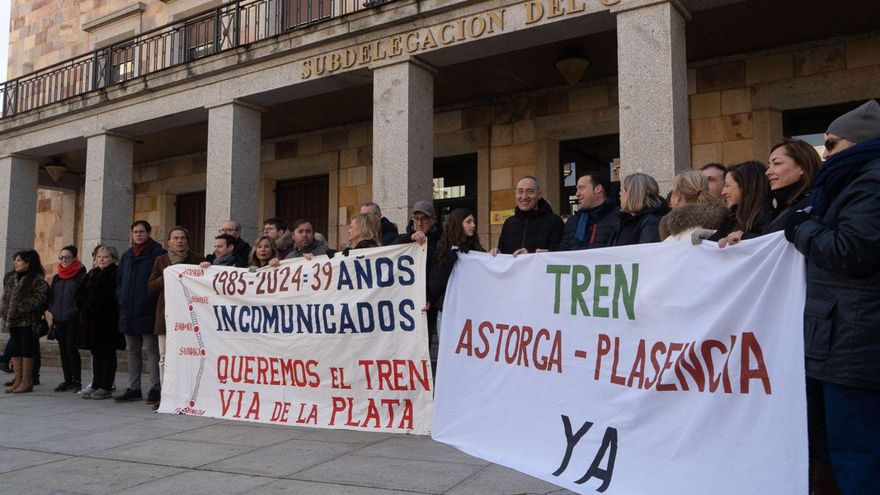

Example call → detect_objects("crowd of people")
0 100 877 494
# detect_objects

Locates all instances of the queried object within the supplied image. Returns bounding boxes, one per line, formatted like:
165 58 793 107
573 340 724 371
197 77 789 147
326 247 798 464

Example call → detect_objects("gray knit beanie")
827 100 880 144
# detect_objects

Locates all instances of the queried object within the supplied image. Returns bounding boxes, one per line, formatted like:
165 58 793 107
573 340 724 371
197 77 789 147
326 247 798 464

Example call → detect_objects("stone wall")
7 0 220 79
690 33 880 166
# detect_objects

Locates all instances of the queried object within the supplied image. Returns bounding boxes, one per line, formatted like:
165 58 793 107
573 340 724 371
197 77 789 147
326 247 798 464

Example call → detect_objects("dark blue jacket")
790 138 880 390
116 239 166 335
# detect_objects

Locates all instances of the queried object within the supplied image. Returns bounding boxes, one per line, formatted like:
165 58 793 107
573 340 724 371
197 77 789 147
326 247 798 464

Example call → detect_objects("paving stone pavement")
0 367 576 494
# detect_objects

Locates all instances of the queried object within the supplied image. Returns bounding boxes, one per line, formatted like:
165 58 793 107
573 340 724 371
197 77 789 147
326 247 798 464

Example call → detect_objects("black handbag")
33 315 50 339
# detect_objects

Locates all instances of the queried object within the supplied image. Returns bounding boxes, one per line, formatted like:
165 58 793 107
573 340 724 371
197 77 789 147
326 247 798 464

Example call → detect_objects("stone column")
613 0 691 193
0 155 39 276
205 101 262 246
372 60 434 228
82 133 135 265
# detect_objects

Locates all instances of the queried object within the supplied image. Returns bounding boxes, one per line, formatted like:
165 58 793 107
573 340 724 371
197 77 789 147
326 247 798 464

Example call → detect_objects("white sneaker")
80 386 97 398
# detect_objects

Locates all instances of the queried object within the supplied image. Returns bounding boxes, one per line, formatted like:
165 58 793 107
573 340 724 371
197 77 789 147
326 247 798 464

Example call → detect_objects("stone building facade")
1 0 879 275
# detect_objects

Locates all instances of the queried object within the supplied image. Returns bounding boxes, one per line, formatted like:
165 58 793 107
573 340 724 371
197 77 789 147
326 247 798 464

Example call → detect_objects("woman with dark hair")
714 161 773 242
429 208 486 314
48 245 87 392
764 139 821 233
0 250 48 394
428 209 485 369
77 246 125 400
611 173 667 246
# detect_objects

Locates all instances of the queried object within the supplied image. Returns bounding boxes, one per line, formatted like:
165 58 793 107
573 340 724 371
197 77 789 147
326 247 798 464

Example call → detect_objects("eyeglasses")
58 255 73 261
824 138 839 153
218 228 237 234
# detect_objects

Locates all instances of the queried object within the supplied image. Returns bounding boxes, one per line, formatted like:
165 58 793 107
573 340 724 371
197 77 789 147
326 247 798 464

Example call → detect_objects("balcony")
0 0 392 118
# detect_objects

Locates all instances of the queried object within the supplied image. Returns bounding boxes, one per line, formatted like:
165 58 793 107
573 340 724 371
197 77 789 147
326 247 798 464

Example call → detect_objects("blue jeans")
807 378 880 494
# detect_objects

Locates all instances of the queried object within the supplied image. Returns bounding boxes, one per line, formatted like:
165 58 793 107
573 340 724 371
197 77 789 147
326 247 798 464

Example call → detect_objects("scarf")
131 242 149 257
212 254 237 266
57 260 82 279
810 137 880 216
167 248 188 264
574 200 612 245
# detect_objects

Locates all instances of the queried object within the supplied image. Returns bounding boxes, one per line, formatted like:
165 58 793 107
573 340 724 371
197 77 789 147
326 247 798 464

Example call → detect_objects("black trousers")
9 326 35 357
91 347 117 391
55 319 81 384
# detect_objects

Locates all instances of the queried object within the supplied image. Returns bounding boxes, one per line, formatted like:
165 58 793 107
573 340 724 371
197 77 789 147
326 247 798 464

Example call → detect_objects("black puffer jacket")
610 205 668 246
790 138 880 390
497 198 564 253
558 199 619 250
380 217 399 246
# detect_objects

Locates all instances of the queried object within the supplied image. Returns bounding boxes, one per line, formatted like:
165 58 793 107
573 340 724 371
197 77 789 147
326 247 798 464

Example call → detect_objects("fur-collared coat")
658 202 729 241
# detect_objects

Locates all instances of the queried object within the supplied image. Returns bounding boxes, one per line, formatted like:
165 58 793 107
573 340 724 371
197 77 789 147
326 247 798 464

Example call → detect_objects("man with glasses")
216 220 250 268
784 100 880 494
115 220 166 405
262 217 295 259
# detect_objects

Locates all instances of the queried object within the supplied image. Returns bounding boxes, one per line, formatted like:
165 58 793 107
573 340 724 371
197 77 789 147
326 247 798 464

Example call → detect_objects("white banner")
161 243 433 435
432 233 808 494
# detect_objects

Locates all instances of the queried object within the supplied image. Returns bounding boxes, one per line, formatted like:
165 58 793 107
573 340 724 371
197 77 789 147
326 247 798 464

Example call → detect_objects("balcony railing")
0 0 391 119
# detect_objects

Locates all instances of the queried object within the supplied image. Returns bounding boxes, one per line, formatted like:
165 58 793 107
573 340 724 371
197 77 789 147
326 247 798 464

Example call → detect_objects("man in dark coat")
492 176 564 256
785 100 880 495
361 202 399 246
393 200 442 349
558 172 620 250
115 220 166 404
285 219 335 259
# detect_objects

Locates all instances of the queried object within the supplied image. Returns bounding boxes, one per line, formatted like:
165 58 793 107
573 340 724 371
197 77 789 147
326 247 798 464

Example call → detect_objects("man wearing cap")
784 100 880 494
393 201 442 350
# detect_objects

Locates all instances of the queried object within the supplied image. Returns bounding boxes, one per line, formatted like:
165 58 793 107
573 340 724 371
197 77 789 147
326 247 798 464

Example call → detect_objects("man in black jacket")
491 176 564 256
218 220 250 268
558 172 619 250
785 100 880 495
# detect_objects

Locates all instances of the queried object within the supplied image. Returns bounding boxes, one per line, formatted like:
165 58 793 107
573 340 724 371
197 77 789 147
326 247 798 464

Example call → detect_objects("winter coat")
765 183 810 234
497 198 565 253
233 238 251 268
76 264 125 351
610 205 667 246
274 231 295 259
709 205 773 241
789 138 880 390
558 199 619 251
380 217 399 247
393 223 442 276
658 202 729 240
147 252 205 335
116 239 166 335
428 236 483 312
1 272 49 328
48 266 87 323
285 238 334 259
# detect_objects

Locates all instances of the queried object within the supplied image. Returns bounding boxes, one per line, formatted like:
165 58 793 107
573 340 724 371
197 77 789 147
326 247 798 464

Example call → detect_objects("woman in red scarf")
48 245 87 392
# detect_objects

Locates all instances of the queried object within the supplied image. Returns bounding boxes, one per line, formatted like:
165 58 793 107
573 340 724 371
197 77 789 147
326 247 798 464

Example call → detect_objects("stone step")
0 333 149 373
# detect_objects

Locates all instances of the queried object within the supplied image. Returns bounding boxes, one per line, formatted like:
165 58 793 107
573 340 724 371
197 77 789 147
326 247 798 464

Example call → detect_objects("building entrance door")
433 154 478 228
176 191 206 254
276 175 330 236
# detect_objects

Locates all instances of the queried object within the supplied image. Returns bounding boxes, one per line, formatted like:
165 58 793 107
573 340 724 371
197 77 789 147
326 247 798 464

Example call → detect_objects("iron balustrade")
0 0 391 118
